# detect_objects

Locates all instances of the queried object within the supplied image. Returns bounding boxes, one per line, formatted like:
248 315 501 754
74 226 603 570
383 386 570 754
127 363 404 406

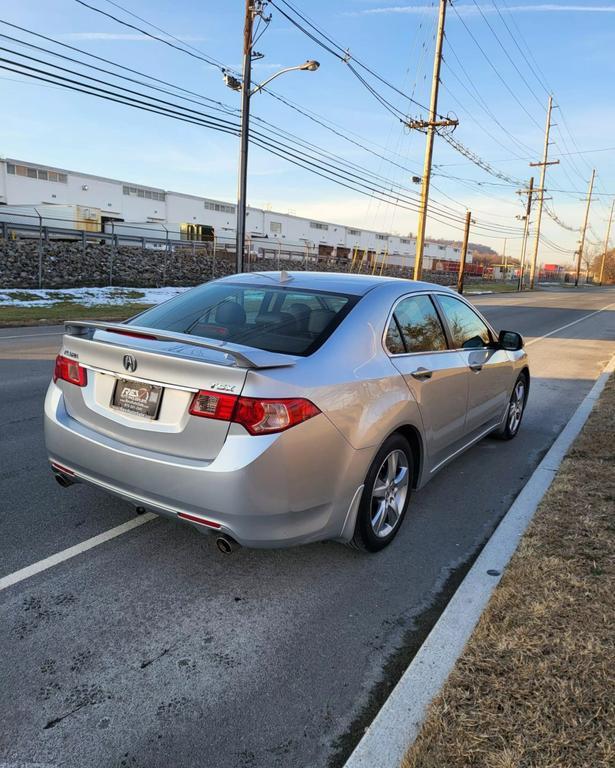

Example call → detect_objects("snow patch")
0 286 192 308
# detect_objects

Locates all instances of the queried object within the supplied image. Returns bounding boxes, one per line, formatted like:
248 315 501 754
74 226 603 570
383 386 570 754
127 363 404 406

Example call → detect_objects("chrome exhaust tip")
53 471 75 488
215 535 240 554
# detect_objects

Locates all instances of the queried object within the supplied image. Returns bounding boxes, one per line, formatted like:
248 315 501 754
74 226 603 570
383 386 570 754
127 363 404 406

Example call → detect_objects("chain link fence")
0 217 489 290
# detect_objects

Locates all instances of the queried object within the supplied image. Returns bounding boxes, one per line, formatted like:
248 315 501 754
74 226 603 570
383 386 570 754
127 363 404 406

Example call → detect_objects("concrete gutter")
344 352 615 768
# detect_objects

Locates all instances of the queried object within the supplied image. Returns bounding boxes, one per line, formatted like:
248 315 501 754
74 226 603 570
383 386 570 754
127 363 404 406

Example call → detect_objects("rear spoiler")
63 321 297 369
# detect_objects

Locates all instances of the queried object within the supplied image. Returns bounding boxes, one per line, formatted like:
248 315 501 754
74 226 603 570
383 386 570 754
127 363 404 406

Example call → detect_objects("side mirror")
499 330 524 351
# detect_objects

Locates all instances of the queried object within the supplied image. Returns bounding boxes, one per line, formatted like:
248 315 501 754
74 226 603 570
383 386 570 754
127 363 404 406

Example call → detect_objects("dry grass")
0 301 153 326
402 376 615 768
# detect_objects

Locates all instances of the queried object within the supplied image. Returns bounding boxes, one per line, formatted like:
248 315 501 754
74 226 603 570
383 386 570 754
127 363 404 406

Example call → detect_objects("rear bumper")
44 382 370 548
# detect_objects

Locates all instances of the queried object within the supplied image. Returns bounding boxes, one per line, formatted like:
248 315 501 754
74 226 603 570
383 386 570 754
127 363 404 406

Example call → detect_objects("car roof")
217 271 454 297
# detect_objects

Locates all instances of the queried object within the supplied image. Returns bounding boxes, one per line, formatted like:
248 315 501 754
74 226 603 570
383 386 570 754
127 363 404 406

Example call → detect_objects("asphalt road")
1 286 614 768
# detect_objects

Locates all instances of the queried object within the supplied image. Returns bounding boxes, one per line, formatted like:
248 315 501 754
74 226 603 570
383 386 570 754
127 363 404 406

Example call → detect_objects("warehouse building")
0 157 465 266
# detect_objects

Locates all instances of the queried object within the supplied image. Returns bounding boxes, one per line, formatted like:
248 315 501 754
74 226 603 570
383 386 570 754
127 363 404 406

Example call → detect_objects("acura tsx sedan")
45 272 529 552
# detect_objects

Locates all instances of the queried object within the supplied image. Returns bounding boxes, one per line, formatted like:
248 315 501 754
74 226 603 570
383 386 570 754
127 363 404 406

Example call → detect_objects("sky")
1 0 615 264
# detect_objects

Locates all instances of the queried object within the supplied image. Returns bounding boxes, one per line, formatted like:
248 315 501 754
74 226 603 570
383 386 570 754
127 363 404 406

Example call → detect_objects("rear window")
129 282 358 356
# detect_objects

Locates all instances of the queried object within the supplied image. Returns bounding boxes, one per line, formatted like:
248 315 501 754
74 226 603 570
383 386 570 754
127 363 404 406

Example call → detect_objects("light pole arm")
250 65 304 96
250 60 319 96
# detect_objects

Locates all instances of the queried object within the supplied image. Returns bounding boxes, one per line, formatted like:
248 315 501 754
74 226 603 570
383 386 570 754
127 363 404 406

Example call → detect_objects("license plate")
111 378 163 419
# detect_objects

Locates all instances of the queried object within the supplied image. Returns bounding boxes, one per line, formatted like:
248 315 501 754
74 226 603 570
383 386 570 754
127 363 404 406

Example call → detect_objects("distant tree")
592 248 615 284
470 250 500 267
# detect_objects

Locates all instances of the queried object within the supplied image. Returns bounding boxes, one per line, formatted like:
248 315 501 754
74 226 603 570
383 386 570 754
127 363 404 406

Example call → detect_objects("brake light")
189 390 237 420
234 397 320 435
189 390 320 434
104 328 158 341
53 355 87 387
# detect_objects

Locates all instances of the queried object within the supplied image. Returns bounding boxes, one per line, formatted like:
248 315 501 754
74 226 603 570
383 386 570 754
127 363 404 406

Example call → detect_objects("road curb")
343 351 615 768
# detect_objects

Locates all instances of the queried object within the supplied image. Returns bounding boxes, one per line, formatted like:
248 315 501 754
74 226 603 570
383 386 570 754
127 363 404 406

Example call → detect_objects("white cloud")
349 4 615 16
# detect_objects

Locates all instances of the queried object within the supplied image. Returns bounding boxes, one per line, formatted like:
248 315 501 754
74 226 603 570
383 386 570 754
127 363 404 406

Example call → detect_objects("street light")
250 60 320 95
227 49 319 273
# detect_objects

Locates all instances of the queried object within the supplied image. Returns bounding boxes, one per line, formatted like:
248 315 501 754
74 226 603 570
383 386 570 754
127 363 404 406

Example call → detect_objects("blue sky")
1 0 614 263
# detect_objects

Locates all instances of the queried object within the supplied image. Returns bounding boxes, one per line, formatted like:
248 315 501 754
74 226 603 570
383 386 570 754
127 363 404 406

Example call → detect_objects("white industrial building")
0 157 466 267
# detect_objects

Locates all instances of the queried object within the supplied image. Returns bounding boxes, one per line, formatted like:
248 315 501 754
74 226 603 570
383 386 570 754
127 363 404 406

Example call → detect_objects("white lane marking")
0 513 156 593
525 301 615 347
0 331 63 340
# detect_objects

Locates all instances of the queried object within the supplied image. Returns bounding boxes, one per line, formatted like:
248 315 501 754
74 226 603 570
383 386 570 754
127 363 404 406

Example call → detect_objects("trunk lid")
58 323 295 461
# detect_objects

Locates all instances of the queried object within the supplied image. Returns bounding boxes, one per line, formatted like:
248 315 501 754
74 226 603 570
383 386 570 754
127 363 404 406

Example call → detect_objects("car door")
434 293 513 438
385 292 470 470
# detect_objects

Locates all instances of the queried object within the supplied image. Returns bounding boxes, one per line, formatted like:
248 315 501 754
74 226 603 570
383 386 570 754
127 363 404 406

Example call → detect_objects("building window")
376 234 388 241
347 228 361 236
123 184 165 201
204 201 235 214
270 221 282 233
310 221 328 231
400 238 412 244
6 163 67 182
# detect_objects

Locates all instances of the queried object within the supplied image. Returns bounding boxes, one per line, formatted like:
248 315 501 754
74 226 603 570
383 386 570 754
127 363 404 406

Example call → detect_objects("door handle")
411 367 432 380
469 363 483 372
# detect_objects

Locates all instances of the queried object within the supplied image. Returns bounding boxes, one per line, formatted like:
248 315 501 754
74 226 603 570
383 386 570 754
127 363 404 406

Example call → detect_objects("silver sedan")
45 272 529 553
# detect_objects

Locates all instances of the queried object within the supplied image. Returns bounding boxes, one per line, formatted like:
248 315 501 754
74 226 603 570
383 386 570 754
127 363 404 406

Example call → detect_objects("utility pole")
528 95 559 289
457 210 471 294
575 169 596 286
409 0 457 281
518 177 534 290
235 0 254 274
502 238 508 277
598 198 614 286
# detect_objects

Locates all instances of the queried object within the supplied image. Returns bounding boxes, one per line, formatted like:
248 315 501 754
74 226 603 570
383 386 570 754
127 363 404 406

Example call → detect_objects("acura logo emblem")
123 354 138 373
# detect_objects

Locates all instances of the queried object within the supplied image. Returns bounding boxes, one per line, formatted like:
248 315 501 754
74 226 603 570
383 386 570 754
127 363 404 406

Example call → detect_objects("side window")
385 294 448 354
385 318 405 354
437 295 492 349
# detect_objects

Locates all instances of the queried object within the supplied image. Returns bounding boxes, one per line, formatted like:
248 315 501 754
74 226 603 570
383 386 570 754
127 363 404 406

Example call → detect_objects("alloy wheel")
370 449 409 538
508 379 525 435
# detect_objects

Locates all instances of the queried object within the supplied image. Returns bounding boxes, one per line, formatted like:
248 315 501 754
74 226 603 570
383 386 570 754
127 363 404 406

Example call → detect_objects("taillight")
189 390 320 434
53 355 87 387
233 397 320 435
189 390 237 420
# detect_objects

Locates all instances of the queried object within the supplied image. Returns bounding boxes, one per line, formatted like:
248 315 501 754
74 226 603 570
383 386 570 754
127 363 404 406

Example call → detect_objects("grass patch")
108 289 146 299
2 291 42 302
465 282 521 294
0 301 154 326
402 375 615 768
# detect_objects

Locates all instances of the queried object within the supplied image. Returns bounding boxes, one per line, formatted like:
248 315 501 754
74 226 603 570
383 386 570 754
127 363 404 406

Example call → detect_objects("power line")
0 50 525 237
69 0 533 212
442 36 536 156
544 203 579 233
450 1 544 131
440 133 522 185
269 0 437 116
470 0 546 112
0 18 430 191
72 0 232 73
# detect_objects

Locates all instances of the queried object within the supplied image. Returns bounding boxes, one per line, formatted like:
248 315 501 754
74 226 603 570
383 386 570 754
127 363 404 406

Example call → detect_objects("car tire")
492 372 528 441
349 434 413 553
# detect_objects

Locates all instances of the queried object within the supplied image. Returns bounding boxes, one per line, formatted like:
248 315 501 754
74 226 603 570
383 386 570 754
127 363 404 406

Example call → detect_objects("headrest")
308 309 335 335
288 302 311 317
215 301 246 326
